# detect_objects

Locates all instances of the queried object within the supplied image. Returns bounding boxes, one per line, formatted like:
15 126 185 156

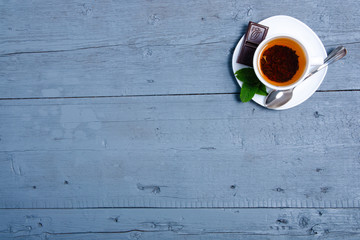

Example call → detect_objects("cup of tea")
253 34 323 90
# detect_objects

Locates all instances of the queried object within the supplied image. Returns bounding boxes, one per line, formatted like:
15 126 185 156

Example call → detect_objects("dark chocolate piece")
237 21 269 66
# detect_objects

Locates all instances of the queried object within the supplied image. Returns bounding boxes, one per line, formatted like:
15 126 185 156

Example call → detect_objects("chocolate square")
237 21 269 66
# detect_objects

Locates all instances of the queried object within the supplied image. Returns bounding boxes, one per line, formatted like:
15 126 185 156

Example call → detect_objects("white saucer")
232 15 327 110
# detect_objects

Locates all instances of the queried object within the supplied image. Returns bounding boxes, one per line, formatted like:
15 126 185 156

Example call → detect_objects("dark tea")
258 37 306 87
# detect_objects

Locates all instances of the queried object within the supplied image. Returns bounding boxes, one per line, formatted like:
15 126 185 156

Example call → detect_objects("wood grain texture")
1 1 360 238
0 0 359 98
1 92 359 208
1 208 360 240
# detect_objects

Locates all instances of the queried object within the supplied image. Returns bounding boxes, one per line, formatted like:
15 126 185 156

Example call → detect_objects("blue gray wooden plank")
0 1 358 98
1 208 360 239
1 0 358 52
1 92 359 208
2 1 359 52
0 41 356 99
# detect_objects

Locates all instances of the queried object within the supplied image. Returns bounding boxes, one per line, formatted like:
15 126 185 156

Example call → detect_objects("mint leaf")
235 68 259 85
256 83 268 96
235 68 268 102
240 82 258 102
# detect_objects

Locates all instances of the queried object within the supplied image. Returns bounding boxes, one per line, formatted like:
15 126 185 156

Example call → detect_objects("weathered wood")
0 1 358 98
1 0 358 52
1 92 359 208
1 1 359 239
1 208 360 240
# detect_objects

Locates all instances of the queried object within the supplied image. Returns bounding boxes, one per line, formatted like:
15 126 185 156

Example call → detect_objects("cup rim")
253 34 310 90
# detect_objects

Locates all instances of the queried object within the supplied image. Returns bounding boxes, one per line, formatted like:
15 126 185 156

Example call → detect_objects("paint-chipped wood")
1 92 359 208
1 208 360 240
0 1 358 98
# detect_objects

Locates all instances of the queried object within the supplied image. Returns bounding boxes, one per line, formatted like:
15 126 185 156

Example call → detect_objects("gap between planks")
0 89 359 101
0 40 358 57
2 207 360 210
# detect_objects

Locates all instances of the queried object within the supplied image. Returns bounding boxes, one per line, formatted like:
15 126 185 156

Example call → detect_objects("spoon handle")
305 46 347 80
324 46 344 62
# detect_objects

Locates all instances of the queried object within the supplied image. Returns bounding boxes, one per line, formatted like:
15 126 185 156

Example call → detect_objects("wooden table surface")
1 1 359 239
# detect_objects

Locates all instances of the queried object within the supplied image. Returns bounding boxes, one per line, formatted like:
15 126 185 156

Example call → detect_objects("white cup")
253 34 323 90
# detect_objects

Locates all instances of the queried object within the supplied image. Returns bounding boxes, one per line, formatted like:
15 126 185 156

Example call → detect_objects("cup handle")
310 57 324 66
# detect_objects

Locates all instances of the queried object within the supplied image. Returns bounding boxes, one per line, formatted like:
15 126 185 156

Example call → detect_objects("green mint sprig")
235 68 268 102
